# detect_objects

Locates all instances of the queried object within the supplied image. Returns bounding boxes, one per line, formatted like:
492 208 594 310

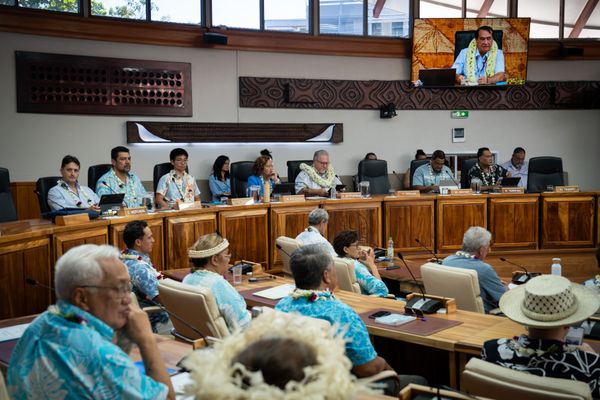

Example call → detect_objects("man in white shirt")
295 208 337 257
501 147 528 188
294 150 342 196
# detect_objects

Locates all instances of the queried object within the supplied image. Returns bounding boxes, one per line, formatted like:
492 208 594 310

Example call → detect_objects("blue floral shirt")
275 291 378 366
182 269 251 332
95 168 146 208
47 179 100 210
156 170 200 203
7 300 168 400
352 259 389 297
208 175 231 202
247 175 276 198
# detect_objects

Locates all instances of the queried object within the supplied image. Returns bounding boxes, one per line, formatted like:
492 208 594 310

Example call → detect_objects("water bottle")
330 185 337 199
387 237 394 259
551 258 562 276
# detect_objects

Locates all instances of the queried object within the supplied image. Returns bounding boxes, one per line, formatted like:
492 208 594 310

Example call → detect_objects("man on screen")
452 26 506 85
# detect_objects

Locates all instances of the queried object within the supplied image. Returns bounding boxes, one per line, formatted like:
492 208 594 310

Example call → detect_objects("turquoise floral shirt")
95 168 146 208
7 300 168 400
156 170 200 203
352 259 390 297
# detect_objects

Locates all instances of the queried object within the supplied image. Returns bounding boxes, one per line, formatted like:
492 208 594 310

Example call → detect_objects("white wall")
1 32 599 189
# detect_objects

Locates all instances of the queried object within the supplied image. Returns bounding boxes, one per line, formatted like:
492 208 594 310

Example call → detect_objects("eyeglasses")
404 307 426 320
80 281 133 298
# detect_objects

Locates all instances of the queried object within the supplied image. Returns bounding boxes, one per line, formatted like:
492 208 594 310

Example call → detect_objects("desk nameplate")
500 187 525 194
555 185 580 192
118 207 148 216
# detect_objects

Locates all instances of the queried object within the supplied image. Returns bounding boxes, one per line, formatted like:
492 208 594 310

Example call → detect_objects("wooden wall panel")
384 198 435 253
53 226 109 261
110 217 165 270
269 203 316 271
164 213 217 270
323 200 382 248
541 194 595 248
218 207 269 268
488 195 538 250
437 197 487 252
10 182 39 220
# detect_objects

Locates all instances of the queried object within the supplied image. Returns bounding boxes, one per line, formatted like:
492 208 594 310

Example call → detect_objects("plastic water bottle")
551 258 562 276
387 237 394 259
330 185 337 199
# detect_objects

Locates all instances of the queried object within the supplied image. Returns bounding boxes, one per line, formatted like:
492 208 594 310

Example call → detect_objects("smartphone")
368 310 391 319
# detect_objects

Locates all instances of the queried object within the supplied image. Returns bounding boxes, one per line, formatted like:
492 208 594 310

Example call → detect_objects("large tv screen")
411 18 531 86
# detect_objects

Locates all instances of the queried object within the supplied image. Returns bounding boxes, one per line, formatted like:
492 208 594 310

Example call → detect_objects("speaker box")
203 32 228 45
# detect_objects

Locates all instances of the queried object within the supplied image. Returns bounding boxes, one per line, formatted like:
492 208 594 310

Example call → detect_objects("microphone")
392 170 403 185
415 238 441 264
397 252 441 314
227 246 254 274
499 257 540 284
26 277 54 291
142 296 207 341
101 181 118 193
275 243 292 259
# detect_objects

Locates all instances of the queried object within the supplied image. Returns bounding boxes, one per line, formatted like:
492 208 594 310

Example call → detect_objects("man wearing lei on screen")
295 149 342 197
452 25 506 85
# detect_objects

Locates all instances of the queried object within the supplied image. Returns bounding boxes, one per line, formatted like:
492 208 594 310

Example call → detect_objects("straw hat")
499 274 600 329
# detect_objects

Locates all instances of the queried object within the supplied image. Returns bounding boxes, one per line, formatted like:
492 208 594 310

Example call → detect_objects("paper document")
252 284 295 300
0 323 30 342
172 372 195 400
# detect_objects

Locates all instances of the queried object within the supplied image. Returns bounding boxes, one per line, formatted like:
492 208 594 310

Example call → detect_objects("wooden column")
384 195 435 253
109 214 165 270
164 210 217 270
488 194 539 250
322 197 382 248
437 195 488 252
218 205 269 269
541 192 596 248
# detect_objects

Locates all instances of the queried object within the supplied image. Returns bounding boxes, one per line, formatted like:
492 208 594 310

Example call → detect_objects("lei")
58 179 93 208
474 163 499 186
595 274 600 288
163 170 196 202
291 288 334 303
427 164 449 186
48 304 88 325
465 38 497 84
299 163 336 188
110 169 139 206
120 249 163 279
508 335 577 358
456 250 476 259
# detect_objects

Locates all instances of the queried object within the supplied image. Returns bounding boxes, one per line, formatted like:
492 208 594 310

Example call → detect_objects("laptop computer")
418 68 456 87
500 177 521 187
272 183 295 195
98 193 125 213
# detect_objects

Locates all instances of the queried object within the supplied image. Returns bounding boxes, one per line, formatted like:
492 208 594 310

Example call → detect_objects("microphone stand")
415 238 441 264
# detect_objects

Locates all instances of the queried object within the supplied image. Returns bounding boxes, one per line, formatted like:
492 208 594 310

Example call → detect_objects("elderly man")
466 147 510 192
122 220 169 332
482 275 600 397
96 146 147 208
7 244 174 399
412 150 455 193
442 226 506 313
452 25 506 85
501 147 528 188
295 150 342 197
295 208 337 257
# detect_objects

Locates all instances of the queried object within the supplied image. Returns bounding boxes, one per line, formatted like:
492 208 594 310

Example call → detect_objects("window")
419 0 461 18
18 0 78 13
518 0 560 38
367 0 409 37
320 0 364 36
466 0 507 18
151 0 201 24
212 0 260 29
564 0 600 38
371 22 382 35
91 0 146 20
265 0 309 33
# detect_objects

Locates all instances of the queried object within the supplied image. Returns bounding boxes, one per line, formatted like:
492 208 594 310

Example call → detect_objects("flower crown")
188 239 229 259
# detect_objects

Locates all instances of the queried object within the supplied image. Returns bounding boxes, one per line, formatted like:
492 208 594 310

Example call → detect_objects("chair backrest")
334 257 361 294
0 369 8 400
35 176 61 214
158 278 230 340
454 30 503 60
460 158 478 189
0 167 17 222
286 160 313 186
421 262 484 313
357 159 390 195
527 156 564 193
229 161 255 198
153 162 190 192
88 164 112 192
275 236 302 277
462 358 592 400
409 159 430 187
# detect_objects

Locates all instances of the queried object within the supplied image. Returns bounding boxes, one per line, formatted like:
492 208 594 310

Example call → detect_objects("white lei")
427 164 449 185
300 163 336 188
456 251 476 259
465 38 497 83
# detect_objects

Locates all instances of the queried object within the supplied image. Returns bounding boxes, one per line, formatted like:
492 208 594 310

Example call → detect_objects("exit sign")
451 110 469 119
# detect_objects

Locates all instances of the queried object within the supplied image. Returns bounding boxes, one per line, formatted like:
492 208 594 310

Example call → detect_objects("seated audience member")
209 155 231 203
182 311 373 398
7 244 174 399
295 208 337 258
466 147 510 192
482 275 600 398
412 150 455 193
260 148 281 181
402 149 427 189
452 25 506 85
364 152 377 160
295 150 342 197
155 148 200 209
583 247 600 289
121 220 169 332
96 146 147 208
501 147 528 188
182 233 251 332
443 226 506 313
275 245 393 377
48 155 100 211
333 230 389 297
247 155 281 198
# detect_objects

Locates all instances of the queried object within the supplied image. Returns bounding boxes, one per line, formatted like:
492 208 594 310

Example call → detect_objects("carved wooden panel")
384 197 435 253
0 237 51 319
323 199 382 248
164 212 218 270
218 206 269 268
239 77 600 110
541 193 595 248
488 195 538 250
110 217 165 270
16 51 192 116
269 203 316 272
437 196 487 252
53 226 109 261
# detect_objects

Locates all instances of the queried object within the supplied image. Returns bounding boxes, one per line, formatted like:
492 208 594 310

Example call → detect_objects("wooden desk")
541 192 596 248
269 201 315 272
436 195 487 252
383 195 435 254
323 197 382 248
164 208 217 270
218 204 269 269
487 193 539 250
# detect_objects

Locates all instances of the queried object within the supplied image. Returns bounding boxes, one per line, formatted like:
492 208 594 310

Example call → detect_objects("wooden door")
164 212 218 270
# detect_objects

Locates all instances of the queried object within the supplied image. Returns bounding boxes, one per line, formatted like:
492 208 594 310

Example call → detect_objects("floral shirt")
182 269 251 332
352 259 390 297
47 179 100 210
156 170 200 203
482 335 600 398
466 162 508 187
7 300 168 400
95 168 146 208
275 290 377 366
208 175 231 202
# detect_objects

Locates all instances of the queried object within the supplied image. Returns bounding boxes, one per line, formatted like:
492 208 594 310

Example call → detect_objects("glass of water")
359 181 370 198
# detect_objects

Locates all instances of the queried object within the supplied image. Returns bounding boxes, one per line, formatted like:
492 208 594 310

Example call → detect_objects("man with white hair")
295 208 337 257
295 150 342 197
7 244 174 399
442 226 506 313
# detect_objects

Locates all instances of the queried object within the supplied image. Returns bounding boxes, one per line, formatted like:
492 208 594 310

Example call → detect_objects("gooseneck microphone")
499 257 529 274
275 243 292 259
415 238 441 264
143 296 207 341
397 252 441 314
500 257 540 284
391 170 404 185
26 277 54 291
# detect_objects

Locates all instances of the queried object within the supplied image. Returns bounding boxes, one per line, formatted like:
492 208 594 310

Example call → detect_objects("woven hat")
500 274 600 329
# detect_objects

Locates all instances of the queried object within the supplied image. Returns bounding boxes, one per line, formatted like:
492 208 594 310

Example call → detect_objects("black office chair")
88 164 112 192
357 159 390 195
460 158 478 189
0 167 17 222
409 159 430 188
230 161 255 198
527 156 564 193
35 176 62 214
454 30 503 60
286 160 312 185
